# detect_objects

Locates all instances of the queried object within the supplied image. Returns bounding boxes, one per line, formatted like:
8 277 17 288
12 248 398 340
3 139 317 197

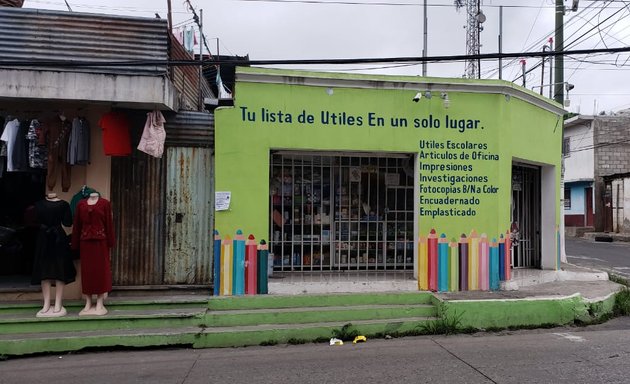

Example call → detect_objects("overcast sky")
23 0 630 114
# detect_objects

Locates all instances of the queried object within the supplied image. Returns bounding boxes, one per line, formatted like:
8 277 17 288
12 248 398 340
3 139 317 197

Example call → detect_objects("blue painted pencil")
438 234 449 292
213 230 221 296
490 238 500 291
233 230 246 296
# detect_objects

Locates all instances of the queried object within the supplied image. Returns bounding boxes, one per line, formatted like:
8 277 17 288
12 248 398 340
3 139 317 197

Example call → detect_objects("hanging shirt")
12 120 30 171
137 110 166 158
98 111 132 156
0 118 20 171
184 26 194 53
67 117 91 165
26 119 48 169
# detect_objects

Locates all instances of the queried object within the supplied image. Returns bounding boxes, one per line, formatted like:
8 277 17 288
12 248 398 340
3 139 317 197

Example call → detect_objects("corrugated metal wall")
169 34 201 111
0 7 168 75
111 142 166 286
164 147 213 284
110 110 214 286
164 111 214 147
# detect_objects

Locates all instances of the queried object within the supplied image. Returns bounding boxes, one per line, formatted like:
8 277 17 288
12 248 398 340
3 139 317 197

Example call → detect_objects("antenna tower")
455 0 484 79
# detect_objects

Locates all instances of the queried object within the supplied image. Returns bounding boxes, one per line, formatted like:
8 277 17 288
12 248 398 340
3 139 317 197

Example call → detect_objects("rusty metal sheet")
164 111 214 148
164 147 213 284
111 149 166 286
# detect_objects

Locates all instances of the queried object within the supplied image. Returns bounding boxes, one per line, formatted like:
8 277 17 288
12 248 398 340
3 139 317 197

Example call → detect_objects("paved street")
566 237 630 279
2 317 630 384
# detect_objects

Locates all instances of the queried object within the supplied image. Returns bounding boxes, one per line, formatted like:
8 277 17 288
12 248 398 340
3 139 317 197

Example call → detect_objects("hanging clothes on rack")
137 110 166 158
67 117 90 165
26 119 48 169
11 120 30 172
0 117 20 172
0 116 8 177
45 115 72 192
98 111 132 157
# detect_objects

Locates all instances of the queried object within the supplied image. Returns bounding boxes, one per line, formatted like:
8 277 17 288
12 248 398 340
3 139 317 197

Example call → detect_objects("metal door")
511 164 541 268
164 147 213 284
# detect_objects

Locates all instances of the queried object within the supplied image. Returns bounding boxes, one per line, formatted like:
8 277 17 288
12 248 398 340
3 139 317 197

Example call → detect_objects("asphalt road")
566 237 630 279
2 317 630 384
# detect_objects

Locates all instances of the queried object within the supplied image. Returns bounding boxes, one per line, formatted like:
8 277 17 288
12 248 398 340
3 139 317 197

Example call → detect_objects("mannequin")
32 192 76 318
72 192 115 316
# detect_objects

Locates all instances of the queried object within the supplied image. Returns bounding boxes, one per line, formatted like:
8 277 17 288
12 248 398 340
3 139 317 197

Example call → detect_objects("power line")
3 46 630 67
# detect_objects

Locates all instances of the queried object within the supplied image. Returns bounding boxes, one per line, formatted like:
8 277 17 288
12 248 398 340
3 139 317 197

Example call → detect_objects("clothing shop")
214 68 565 282
0 101 170 300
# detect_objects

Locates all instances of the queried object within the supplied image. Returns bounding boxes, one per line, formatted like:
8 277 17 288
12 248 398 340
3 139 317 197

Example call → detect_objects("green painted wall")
215 68 562 252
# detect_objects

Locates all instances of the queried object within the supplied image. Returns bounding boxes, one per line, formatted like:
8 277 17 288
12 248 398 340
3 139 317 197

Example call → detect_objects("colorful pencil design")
479 233 489 291
458 234 468 291
232 230 246 296
449 238 459 292
213 230 221 296
505 230 512 281
489 238 500 291
438 234 448 292
221 235 232 296
257 240 269 294
245 234 258 295
469 230 479 290
498 234 506 281
428 229 438 292
418 235 428 291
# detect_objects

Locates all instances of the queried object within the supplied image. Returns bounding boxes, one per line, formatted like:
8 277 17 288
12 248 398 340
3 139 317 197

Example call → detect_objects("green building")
215 67 564 281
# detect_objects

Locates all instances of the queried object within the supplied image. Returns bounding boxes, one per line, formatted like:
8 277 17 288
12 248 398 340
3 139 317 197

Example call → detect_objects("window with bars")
269 152 415 271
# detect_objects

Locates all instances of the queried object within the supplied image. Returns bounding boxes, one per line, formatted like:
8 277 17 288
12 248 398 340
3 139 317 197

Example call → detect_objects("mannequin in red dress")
71 192 115 316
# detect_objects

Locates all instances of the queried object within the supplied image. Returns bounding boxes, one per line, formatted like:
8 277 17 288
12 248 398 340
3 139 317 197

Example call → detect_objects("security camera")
412 92 422 102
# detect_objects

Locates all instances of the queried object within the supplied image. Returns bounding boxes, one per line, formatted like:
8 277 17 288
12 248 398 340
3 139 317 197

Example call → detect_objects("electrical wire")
3 46 630 67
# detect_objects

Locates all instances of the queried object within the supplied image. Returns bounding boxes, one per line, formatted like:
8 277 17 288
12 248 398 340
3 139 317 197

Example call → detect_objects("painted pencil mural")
418 228 512 292
213 230 270 296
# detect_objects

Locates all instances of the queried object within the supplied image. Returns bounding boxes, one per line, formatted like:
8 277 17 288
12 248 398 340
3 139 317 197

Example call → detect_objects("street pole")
549 37 553 99
554 0 564 105
199 8 203 111
167 0 172 33
499 5 503 80
422 0 427 77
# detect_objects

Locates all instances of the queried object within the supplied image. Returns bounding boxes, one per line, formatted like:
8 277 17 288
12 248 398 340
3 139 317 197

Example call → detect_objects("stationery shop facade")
214 68 565 277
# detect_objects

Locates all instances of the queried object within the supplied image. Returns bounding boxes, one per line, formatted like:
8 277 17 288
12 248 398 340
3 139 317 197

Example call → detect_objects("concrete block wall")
593 116 630 231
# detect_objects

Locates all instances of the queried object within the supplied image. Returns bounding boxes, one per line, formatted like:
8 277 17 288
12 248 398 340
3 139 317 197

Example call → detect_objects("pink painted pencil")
428 229 438 292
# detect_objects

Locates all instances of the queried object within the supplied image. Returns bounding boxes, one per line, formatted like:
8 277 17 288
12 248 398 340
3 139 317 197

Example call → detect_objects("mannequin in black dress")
32 193 76 317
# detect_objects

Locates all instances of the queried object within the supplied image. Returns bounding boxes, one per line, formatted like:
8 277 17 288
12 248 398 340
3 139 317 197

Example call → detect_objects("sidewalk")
0 263 625 357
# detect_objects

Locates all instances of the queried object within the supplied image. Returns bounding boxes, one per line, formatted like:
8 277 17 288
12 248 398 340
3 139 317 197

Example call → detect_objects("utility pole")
554 0 564 105
167 0 172 33
499 5 503 80
422 0 427 76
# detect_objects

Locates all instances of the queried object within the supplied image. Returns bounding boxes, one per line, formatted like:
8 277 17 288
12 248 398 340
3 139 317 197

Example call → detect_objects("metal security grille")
511 164 541 268
270 152 415 271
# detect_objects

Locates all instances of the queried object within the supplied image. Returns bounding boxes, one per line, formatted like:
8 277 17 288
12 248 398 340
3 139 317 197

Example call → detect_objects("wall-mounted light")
440 92 450 109
424 91 432 99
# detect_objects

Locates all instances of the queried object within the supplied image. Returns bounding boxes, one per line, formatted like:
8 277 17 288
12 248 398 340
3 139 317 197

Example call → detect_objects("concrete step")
0 292 440 357
204 304 437 327
0 316 439 355
208 291 435 310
